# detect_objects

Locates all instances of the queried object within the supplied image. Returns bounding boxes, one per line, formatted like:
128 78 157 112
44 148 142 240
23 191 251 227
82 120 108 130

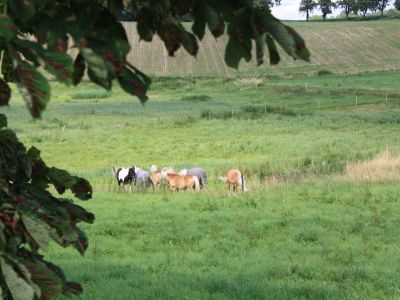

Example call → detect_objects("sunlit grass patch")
344 149 400 182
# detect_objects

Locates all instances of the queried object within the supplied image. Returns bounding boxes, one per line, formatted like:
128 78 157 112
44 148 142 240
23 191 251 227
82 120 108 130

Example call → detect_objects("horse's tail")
218 176 227 182
112 166 118 177
241 174 248 192
193 176 200 191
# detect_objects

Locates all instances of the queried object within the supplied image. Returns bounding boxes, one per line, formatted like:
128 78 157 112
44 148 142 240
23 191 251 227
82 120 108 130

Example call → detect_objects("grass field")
2 65 400 299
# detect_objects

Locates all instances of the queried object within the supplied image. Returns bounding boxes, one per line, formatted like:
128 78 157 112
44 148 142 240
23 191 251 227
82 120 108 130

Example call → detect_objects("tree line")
300 0 399 21
112 0 400 22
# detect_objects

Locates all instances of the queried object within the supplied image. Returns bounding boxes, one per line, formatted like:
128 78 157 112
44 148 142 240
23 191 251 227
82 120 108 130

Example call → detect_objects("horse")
132 166 152 190
150 170 163 189
178 167 208 189
226 169 248 193
149 165 174 190
112 166 135 191
164 173 200 192
161 166 174 174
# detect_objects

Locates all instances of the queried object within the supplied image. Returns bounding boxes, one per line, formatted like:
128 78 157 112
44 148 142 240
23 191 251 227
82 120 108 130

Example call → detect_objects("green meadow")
2 68 400 299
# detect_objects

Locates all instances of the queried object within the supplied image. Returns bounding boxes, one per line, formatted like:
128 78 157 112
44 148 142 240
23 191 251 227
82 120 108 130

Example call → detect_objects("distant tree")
356 0 372 17
253 0 282 8
374 0 390 15
395 0 400 9
319 0 336 19
299 0 318 20
337 0 358 18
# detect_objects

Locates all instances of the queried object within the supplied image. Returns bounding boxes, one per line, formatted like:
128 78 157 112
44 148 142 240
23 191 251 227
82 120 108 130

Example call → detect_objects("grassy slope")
2 20 400 299
122 20 400 76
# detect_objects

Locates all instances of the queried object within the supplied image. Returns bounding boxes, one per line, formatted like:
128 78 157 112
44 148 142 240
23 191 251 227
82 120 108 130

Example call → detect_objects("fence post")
356 96 358 107
386 90 388 104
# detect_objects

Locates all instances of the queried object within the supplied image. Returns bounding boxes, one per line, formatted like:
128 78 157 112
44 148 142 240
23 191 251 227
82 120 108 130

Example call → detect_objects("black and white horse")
112 166 152 191
112 166 135 190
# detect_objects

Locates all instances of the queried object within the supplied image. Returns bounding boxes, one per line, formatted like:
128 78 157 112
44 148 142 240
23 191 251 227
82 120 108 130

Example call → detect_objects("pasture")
3 68 400 298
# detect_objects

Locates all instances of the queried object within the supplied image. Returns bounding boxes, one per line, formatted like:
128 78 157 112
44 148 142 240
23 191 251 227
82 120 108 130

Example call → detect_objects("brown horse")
150 166 176 190
150 170 163 189
165 173 200 192
226 169 248 192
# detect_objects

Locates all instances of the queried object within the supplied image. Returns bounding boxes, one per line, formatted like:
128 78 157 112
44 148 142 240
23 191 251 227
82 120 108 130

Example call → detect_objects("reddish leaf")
24 261 63 298
157 22 183 56
117 64 151 103
73 228 88 255
64 282 83 296
12 56 50 118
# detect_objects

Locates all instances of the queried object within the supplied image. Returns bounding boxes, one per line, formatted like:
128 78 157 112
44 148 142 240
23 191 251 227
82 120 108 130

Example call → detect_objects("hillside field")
2 65 400 299
120 20 400 76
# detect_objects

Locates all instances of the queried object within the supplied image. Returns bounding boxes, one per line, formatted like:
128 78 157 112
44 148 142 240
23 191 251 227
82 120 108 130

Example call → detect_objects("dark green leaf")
1 258 36 300
206 6 225 37
9 0 36 23
1 50 14 82
181 31 199 56
0 114 7 128
73 228 88 255
12 57 50 118
47 167 76 194
255 33 266 66
80 48 110 89
224 38 243 69
192 2 206 40
56 200 95 223
285 25 310 62
254 10 310 62
0 15 17 41
26 146 41 160
22 215 51 250
266 34 280 65
137 8 155 41
88 67 112 90
72 54 85 86
71 178 92 200
0 79 11 106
